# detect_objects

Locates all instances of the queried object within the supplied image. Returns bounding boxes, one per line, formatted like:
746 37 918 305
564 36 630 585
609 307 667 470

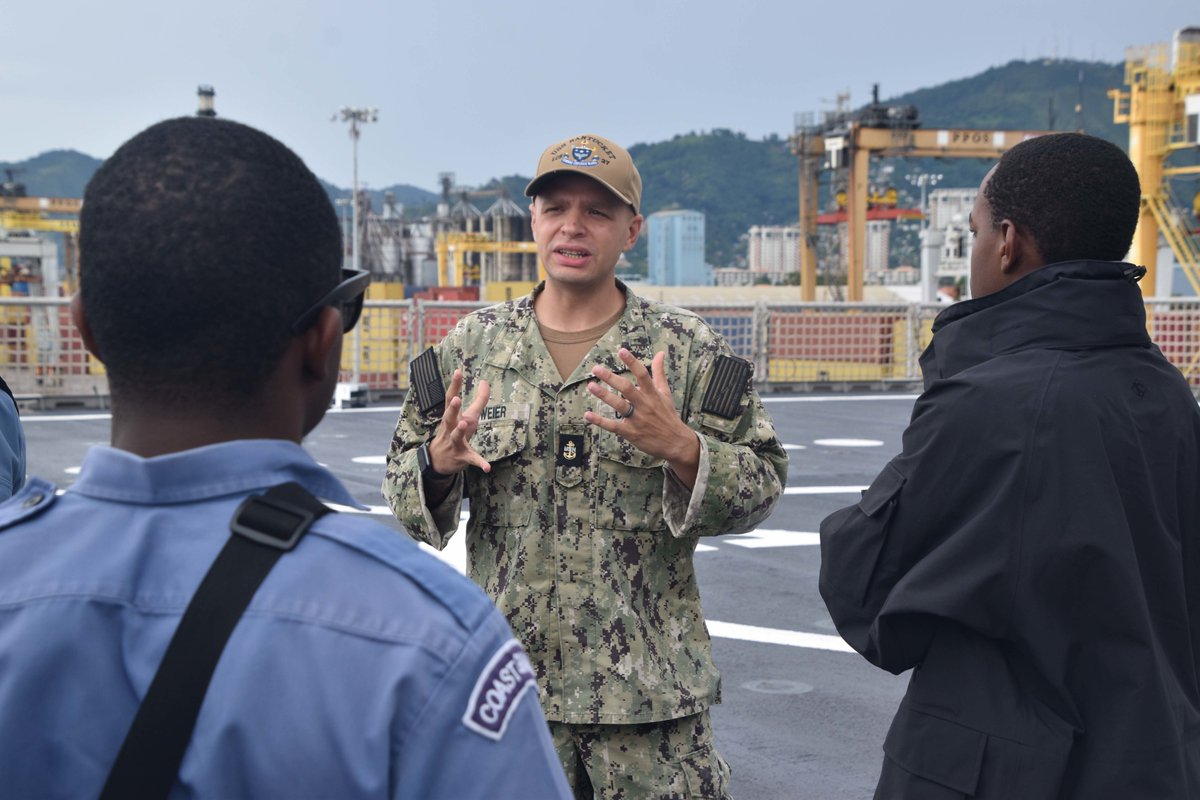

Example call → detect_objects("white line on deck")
762 395 918 403
724 530 820 548
706 621 853 653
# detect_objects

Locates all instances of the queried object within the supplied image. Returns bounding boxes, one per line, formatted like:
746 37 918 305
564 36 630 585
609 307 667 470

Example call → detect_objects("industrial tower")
1109 27 1200 296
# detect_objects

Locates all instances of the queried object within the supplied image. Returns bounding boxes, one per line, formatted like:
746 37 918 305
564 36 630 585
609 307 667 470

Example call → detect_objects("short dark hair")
80 117 341 408
984 132 1140 264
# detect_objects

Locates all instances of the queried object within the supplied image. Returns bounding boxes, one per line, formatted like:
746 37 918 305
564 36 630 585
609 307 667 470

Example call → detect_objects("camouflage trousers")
549 710 732 800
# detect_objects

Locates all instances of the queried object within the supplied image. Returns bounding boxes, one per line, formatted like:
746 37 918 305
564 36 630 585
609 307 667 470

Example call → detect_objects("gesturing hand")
428 368 492 475
584 349 701 487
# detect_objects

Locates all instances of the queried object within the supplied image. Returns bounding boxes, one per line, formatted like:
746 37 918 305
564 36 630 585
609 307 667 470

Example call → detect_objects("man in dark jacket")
819 132 1200 798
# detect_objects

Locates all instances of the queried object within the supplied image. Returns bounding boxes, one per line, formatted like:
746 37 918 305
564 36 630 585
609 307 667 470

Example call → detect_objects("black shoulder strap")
100 482 333 800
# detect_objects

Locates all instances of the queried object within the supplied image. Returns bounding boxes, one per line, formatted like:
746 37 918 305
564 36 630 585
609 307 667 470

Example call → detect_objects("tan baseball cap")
524 134 642 214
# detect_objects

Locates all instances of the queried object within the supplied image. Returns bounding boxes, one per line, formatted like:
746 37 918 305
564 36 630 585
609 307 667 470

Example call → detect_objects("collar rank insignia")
557 433 585 466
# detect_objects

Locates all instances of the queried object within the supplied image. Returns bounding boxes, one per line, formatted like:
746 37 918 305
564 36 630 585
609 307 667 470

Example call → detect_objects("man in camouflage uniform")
383 133 788 799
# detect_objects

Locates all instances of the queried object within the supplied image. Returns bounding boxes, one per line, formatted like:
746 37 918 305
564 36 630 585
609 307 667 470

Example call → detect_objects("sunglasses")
290 268 371 334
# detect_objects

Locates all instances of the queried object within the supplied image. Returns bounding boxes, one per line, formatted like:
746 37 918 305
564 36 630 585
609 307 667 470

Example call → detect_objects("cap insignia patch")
562 145 600 167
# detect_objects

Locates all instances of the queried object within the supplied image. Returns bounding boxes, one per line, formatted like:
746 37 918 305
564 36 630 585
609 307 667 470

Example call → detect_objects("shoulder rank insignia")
409 347 445 416
701 355 752 419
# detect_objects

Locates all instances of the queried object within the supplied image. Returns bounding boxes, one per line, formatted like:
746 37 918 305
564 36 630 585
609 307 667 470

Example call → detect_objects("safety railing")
0 297 106 407
3 296 1198 407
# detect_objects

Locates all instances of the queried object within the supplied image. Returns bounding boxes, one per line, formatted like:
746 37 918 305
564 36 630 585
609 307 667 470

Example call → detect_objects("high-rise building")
866 220 891 272
746 225 799 284
648 209 709 285
927 188 975 230
927 188 977 281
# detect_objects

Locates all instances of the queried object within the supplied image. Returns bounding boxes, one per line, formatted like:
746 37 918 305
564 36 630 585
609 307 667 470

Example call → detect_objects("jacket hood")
922 261 1151 383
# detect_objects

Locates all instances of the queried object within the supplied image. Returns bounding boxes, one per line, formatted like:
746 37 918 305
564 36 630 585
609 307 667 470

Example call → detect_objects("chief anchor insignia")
557 433 585 466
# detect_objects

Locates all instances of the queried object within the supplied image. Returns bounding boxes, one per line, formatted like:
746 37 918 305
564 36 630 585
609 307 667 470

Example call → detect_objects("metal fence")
4 296 1199 408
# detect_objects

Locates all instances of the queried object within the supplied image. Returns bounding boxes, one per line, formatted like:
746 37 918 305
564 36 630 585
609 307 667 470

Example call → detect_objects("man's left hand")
584 348 701 489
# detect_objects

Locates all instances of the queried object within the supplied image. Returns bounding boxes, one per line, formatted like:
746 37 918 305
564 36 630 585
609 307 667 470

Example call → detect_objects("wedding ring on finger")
614 400 635 421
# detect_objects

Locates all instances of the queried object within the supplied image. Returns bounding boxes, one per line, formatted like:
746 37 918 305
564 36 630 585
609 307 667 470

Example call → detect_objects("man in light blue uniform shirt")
0 378 25 497
0 116 570 799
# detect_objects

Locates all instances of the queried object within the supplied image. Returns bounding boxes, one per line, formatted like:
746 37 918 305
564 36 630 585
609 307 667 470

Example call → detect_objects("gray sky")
4 1 1196 191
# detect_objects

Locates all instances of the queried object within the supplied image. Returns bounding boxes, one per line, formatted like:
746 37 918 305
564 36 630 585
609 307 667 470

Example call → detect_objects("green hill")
629 130 798 270
0 153 439 211
1 150 103 198
878 58 1126 204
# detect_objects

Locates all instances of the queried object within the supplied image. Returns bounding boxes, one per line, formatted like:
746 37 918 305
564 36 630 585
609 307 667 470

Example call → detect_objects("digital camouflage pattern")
383 283 788 724
548 710 730 798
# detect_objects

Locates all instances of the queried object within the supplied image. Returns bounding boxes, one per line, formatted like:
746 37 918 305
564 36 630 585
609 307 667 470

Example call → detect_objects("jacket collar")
922 261 1151 383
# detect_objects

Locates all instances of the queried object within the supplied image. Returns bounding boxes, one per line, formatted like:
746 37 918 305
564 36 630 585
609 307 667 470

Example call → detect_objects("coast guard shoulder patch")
463 639 537 741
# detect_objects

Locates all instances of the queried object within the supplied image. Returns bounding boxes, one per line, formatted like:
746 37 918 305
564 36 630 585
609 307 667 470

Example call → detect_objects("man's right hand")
427 368 492 476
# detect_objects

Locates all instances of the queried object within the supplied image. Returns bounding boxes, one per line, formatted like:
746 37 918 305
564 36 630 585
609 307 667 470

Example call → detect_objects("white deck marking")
325 502 392 515
21 413 113 422
784 485 867 495
707 621 854 652
813 438 883 447
725 530 820 548
762 395 919 403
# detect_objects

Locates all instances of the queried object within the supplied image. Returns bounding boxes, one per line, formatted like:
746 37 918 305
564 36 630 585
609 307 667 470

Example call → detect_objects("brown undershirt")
538 307 624 382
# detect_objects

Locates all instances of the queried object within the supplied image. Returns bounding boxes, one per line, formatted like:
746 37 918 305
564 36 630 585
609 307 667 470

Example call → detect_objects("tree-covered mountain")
878 58 1126 205
1 150 104 198
319 181 439 214
3 57 1139 272
0 153 439 212
629 130 798 270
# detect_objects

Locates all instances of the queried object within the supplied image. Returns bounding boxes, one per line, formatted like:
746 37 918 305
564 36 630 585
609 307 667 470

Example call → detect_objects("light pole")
334 107 379 275
905 172 943 231
906 173 943 303
334 106 378 392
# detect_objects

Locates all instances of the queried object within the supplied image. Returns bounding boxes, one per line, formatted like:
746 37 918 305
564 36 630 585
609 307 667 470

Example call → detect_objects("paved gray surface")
21 392 920 799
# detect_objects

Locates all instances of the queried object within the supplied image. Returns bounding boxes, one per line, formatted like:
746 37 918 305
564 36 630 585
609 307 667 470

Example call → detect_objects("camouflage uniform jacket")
383 283 788 725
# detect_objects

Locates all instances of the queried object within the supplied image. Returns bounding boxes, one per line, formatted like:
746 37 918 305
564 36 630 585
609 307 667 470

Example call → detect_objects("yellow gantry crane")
435 231 542 299
0 196 82 234
0 196 82 215
0 211 79 234
0 196 83 289
791 104 1051 301
1109 28 1200 296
